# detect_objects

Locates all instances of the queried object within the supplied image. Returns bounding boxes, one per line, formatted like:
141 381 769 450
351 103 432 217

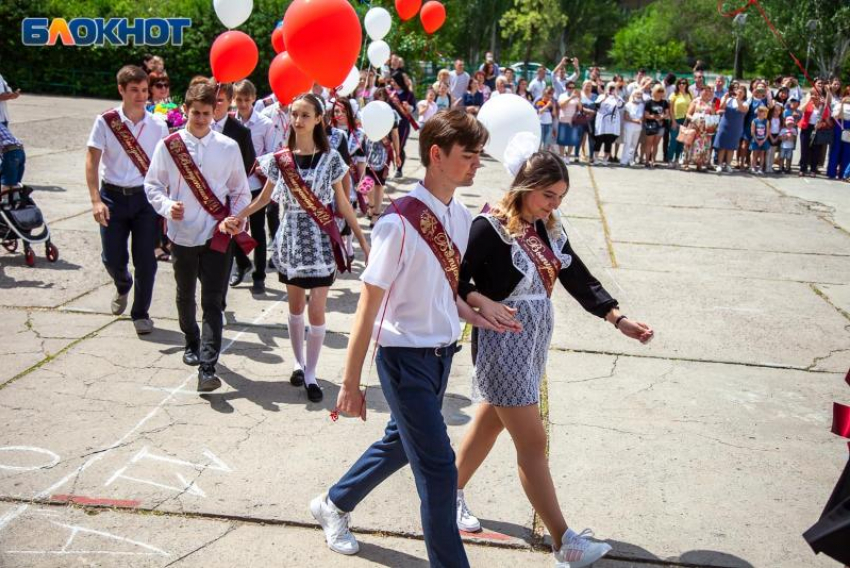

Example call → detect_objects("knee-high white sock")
304 324 326 386
287 312 305 371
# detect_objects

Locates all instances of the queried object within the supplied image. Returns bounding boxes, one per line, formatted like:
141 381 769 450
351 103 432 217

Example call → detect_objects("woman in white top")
556 83 582 163
592 82 624 165
828 86 850 179
417 87 439 128
619 90 644 166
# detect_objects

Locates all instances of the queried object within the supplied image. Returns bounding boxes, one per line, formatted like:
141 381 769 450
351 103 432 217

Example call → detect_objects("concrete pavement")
0 95 848 567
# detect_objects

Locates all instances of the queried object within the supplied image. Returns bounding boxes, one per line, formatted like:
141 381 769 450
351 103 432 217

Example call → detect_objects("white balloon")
477 94 541 165
214 0 253 29
364 7 392 41
362 101 394 141
337 67 360 97
367 40 391 69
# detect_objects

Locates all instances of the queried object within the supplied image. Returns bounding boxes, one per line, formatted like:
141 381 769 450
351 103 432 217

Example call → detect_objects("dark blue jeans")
0 147 25 187
99 186 159 321
329 345 469 568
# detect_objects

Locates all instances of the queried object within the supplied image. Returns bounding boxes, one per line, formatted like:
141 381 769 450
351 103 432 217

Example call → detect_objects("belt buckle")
434 347 441 357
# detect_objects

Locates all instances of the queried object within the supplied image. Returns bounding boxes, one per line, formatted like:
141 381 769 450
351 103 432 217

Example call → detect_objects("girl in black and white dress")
234 94 369 402
455 150 653 568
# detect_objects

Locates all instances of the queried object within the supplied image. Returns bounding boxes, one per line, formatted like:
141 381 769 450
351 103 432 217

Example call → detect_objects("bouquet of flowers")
150 101 186 131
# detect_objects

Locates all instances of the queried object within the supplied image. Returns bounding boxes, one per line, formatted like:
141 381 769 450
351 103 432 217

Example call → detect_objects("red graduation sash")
273 149 351 273
386 196 461 299
164 132 257 255
388 91 420 131
102 109 151 177
483 205 562 297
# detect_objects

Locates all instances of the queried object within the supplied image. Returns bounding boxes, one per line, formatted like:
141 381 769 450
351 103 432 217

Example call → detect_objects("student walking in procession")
85 65 169 335
144 81 254 392
309 110 513 568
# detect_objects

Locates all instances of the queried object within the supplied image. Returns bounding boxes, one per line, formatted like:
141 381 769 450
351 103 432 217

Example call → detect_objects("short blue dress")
749 118 770 151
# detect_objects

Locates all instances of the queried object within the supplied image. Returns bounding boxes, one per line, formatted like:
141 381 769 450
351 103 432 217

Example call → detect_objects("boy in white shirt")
144 81 252 392
232 79 276 294
85 65 169 335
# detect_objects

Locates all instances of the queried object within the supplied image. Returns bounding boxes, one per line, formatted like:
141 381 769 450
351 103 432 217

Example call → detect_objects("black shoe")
290 369 305 387
183 348 200 366
268 258 275 270
305 382 323 402
251 280 265 295
394 169 403 179
198 366 221 392
229 264 251 287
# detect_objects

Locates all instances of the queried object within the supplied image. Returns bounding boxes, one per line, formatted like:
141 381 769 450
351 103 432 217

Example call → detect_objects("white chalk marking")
0 446 60 471
129 445 232 472
0 300 284 533
5 520 168 557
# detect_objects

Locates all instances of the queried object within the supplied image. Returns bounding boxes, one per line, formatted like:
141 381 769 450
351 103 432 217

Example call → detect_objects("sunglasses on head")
153 82 169 89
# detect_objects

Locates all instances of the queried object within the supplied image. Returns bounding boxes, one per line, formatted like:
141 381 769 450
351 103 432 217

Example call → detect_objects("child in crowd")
767 103 783 174
750 105 770 174
534 87 556 151
779 115 797 174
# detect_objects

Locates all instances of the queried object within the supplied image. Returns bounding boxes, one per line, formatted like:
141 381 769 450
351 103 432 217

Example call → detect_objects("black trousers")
594 134 618 155
172 240 232 368
233 189 268 282
799 127 826 174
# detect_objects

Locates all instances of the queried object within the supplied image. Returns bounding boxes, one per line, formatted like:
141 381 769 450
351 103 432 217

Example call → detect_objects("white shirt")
362 183 472 348
235 110 275 190
689 83 706 99
87 106 169 187
529 78 547 102
449 71 470 102
211 115 228 134
254 94 277 115
261 104 290 152
552 72 577 99
0 74 11 124
144 129 250 248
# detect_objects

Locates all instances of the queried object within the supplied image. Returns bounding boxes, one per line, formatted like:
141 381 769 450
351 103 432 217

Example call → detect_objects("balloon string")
716 0 814 88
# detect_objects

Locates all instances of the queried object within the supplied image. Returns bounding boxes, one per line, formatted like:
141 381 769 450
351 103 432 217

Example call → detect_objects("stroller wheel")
46 243 59 263
2 239 17 252
24 248 35 267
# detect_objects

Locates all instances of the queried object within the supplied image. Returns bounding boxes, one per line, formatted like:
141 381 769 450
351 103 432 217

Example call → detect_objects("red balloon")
420 1 446 34
282 0 362 88
271 26 285 54
395 0 422 21
269 52 313 105
210 31 258 83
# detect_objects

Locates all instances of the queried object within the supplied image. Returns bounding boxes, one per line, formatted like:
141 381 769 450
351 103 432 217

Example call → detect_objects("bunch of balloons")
394 0 446 34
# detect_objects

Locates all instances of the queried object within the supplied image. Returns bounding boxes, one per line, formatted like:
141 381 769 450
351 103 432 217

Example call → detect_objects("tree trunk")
523 26 536 81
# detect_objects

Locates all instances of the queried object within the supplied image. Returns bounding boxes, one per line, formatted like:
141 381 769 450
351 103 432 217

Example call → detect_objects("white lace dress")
472 214 573 407
258 149 347 284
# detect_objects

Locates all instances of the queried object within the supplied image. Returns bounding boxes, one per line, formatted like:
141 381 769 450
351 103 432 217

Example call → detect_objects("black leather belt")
103 182 145 196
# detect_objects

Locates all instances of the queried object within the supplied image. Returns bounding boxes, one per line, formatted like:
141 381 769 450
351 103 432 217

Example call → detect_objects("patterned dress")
258 149 347 288
472 214 573 407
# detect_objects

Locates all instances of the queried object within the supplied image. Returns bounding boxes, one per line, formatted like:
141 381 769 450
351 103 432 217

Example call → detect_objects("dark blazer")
222 116 256 175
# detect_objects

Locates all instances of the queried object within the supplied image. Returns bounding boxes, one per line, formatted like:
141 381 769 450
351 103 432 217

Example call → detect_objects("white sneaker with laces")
310 493 359 555
554 528 612 568
456 490 481 532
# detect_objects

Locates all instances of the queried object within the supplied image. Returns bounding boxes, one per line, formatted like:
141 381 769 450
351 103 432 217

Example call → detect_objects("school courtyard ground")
0 95 848 567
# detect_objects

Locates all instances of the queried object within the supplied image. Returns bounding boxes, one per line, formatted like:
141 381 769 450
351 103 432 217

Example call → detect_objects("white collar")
213 116 228 131
184 128 214 147
117 105 149 126
410 183 452 217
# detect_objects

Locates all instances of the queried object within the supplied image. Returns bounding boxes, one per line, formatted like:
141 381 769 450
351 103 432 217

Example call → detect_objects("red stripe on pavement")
51 494 141 508
460 529 514 541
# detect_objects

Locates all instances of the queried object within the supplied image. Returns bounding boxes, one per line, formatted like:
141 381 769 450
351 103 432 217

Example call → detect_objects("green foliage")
609 11 687 70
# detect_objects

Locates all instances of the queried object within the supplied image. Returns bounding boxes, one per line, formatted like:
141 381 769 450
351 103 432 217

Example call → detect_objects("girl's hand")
477 297 522 333
618 318 654 344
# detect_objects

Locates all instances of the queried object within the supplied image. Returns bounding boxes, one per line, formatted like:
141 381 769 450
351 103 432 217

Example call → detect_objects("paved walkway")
0 95 848 567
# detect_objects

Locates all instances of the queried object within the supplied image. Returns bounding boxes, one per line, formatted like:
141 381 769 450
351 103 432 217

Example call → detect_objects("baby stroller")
0 185 58 266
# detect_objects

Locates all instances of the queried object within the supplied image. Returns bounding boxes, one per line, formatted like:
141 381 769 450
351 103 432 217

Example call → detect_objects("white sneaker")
310 493 359 555
554 528 612 568
456 490 481 532
715 165 723 173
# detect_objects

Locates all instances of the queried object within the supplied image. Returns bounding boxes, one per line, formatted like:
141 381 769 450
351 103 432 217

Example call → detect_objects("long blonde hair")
490 151 569 237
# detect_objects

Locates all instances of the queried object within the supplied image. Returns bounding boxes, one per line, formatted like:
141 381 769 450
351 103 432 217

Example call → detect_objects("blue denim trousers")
329 345 469 568
0 147 25 187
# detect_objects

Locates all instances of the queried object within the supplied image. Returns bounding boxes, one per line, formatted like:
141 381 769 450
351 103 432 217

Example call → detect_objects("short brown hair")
184 82 217 109
234 79 257 99
116 65 148 88
189 75 211 87
419 109 489 167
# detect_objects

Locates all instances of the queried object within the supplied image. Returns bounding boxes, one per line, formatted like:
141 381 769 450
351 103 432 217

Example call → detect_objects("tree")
500 0 568 73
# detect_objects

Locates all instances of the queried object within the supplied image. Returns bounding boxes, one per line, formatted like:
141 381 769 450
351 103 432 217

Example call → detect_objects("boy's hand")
171 201 185 220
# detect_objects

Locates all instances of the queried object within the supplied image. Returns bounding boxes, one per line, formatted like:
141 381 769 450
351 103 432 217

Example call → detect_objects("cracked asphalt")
0 95 848 567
